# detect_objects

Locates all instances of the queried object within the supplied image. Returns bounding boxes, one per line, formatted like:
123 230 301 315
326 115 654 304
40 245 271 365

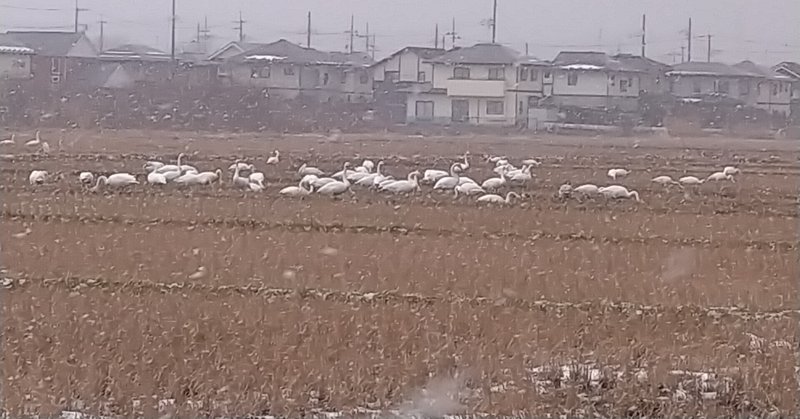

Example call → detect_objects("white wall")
373 51 435 84
0 54 32 79
407 92 516 125
68 36 98 58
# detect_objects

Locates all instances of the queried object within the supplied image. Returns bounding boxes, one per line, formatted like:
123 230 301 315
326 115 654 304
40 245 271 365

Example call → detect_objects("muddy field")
0 128 798 417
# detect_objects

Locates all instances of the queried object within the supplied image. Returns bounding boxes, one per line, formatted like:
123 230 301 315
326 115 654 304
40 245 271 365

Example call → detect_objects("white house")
405 43 521 125
734 61 792 116
372 46 445 85
0 35 34 80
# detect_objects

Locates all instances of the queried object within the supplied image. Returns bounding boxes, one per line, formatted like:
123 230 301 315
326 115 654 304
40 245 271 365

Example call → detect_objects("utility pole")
525 42 529 56
196 22 201 43
687 17 692 62
445 17 458 48
434 23 439 48
74 0 88 33
234 11 246 43
348 15 355 54
491 0 497 43
306 11 312 48
702 34 713 62
98 16 107 51
371 34 376 59
681 46 686 62
170 0 176 60
641 14 646 57
364 22 370 52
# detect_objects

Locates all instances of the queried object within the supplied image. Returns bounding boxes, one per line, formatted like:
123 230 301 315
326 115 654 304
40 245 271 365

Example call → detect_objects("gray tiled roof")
427 43 520 65
666 62 754 77
229 39 371 66
4 31 95 57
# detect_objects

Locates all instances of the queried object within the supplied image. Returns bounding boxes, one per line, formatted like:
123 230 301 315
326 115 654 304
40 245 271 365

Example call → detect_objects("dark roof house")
666 62 755 77
734 60 791 80
371 46 446 67
774 61 800 80
4 31 97 58
229 39 372 67
427 43 519 65
552 51 653 72
100 44 170 61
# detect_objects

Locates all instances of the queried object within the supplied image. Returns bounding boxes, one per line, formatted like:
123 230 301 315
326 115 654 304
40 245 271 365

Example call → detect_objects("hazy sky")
1 0 798 64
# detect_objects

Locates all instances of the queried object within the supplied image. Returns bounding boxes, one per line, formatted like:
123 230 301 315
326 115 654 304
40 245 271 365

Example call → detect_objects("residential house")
667 61 791 116
511 56 551 124
3 31 98 89
220 39 374 102
549 51 651 112
610 53 671 95
0 35 34 80
773 61 800 121
733 61 792 116
99 44 174 86
208 41 265 63
370 46 445 122
405 43 521 125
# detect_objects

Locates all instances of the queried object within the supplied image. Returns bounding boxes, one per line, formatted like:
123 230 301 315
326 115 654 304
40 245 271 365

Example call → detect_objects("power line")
0 4 63 11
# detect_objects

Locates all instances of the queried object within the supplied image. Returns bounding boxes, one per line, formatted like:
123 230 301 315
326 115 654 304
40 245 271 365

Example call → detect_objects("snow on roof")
560 64 604 70
0 45 34 54
244 54 287 61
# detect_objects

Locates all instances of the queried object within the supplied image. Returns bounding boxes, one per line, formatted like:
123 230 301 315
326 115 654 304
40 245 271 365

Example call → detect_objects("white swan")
355 161 385 187
599 185 641 201
361 159 375 172
557 183 572 198
147 168 167 185
481 172 507 191
317 162 351 196
679 176 704 185
521 158 542 167
196 169 222 185
652 175 679 185
0 134 15 146
25 131 41 148
454 182 485 197
298 163 324 177
29 170 47 185
229 161 254 172
433 164 461 190
92 173 138 190
310 177 338 189
300 174 319 186
510 165 532 183
280 180 313 197
706 172 734 182
455 152 470 171
248 179 265 192
79 171 94 185
156 153 191 177
143 160 165 172
573 184 600 196
422 167 449 184
266 150 280 165
231 161 251 189
175 171 205 186
249 172 265 184
723 166 740 176
607 168 630 180
488 155 507 164
380 171 420 194
477 191 520 205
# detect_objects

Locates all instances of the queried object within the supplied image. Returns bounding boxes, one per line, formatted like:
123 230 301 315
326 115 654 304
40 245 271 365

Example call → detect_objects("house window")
544 70 551 79
486 100 504 115
567 72 578 86
323 73 329 85
693 81 701 94
488 67 505 80
772 83 779 95
385 71 399 82
50 58 61 75
251 66 270 78
619 79 629 92
740 80 750 96
519 67 529 81
417 71 426 82
359 72 369 84
341 72 347 83
453 66 470 79
415 101 434 121
610 75 616 86
530 69 538 80
283 66 295 75
718 80 730 94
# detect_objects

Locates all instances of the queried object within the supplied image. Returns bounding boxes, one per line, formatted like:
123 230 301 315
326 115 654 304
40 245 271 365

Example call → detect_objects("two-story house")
549 51 648 112
773 61 800 121
734 61 792 116
405 43 520 125
221 39 373 103
370 46 446 122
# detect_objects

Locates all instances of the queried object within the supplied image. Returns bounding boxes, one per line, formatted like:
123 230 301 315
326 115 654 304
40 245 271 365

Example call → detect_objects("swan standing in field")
361 159 375 172
422 168 449 184
40 141 50 155
157 153 194 176
599 185 641 202
607 168 630 180
355 161 385 187
317 162 352 196
651 175 679 185
481 172 507 191
310 176 338 189
298 163 324 177
380 171 420 194
433 164 462 190
521 158 542 167
679 176 704 186
477 191 521 205
91 173 139 191
175 171 205 186
300 174 319 186
29 170 48 185
79 171 94 185
147 167 167 185
279 180 313 197
455 152 470 171
0 134 15 146
706 172 735 182
231 161 252 189
510 165 532 183
454 182 485 197
723 166 740 176
25 131 42 148
573 184 600 196
266 150 280 165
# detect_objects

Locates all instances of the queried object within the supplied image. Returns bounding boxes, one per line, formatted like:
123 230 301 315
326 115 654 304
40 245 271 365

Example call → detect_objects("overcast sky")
1 0 798 64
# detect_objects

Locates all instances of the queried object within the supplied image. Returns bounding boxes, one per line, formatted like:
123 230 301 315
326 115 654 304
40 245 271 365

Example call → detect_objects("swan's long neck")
35 131 40 141
341 164 350 187
233 163 240 181
93 176 107 189
376 162 383 176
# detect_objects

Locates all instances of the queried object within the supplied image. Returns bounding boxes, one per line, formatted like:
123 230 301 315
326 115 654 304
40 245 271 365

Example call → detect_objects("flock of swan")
23 147 741 206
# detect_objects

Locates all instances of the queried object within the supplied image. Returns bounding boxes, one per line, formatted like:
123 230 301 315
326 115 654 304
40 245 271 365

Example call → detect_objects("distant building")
773 61 800 121
99 44 174 86
2 31 98 89
405 43 521 125
0 35 34 80
733 61 792 116
219 39 374 102
370 46 446 122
